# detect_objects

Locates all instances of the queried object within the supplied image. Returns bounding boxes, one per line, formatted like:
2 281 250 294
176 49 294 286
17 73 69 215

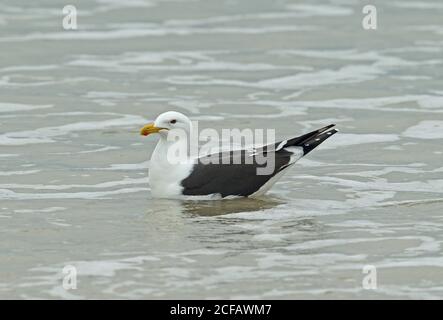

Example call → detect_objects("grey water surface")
1 0 443 299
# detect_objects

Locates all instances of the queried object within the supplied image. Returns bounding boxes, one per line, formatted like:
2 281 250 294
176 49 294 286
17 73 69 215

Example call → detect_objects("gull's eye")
170 119 177 124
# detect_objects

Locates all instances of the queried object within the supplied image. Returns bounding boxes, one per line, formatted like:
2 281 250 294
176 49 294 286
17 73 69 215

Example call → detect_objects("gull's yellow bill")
140 123 166 136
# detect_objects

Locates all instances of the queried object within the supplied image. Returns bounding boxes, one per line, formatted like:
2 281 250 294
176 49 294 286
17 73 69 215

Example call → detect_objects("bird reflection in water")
146 196 283 217
182 196 283 217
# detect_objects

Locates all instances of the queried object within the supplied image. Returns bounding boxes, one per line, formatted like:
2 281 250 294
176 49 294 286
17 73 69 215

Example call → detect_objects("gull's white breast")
148 139 194 199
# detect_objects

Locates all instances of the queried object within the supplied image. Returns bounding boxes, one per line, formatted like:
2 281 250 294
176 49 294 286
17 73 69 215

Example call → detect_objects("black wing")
181 124 337 197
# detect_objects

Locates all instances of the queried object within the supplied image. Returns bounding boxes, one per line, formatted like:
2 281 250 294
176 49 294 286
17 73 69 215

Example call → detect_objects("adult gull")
140 111 337 199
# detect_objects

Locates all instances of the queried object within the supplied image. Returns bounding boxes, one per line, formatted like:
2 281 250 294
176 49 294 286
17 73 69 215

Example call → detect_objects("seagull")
140 111 337 199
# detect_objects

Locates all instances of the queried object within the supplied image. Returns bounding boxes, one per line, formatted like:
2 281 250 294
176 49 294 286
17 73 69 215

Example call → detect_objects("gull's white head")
140 111 192 139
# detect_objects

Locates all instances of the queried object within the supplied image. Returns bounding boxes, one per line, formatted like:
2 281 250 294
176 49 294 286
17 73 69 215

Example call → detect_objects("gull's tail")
286 124 338 155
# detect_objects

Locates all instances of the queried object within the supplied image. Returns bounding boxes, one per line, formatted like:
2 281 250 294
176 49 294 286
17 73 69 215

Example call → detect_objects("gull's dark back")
181 124 338 198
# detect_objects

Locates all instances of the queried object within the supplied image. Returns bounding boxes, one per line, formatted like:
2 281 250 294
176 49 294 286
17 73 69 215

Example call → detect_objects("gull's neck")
151 132 192 165
148 130 195 198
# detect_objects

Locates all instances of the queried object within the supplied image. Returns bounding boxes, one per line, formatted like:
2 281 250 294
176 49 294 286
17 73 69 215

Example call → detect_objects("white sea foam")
334 166 429 178
94 0 154 13
403 121 443 139
69 51 310 73
252 233 290 242
286 4 353 16
32 255 159 278
0 114 147 145
391 1 443 9
79 146 120 154
247 95 443 114
0 102 53 113
14 207 66 213
256 252 366 269
392 75 432 81
0 65 58 73
287 236 436 252
298 175 443 194
0 170 40 176
164 51 441 91
164 64 384 90
90 160 150 171
410 25 443 35
416 96 443 109
24 254 160 298
76 60 306 72
0 75 105 87
321 133 400 149
163 6 351 29
0 25 312 42
0 154 18 158
0 187 148 200
271 49 442 67
256 65 382 89
272 49 379 61
0 177 148 191
225 191 396 219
